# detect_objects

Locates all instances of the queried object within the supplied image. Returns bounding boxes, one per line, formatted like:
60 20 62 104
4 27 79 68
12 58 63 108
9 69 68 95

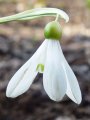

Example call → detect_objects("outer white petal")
43 40 67 101
6 40 48 98
58 44 82 104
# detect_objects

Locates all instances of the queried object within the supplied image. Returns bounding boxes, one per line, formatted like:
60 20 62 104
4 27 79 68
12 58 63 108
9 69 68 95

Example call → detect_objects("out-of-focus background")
0 0 90 120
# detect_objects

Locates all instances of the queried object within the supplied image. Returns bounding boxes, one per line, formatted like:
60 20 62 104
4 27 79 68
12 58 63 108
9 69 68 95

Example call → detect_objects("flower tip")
6 90 18 98
76 101 82 105
6 90 12 98
6 87 10 97
73 94 82 105
6 86 17 98
77 97 82 105
6 91 11 98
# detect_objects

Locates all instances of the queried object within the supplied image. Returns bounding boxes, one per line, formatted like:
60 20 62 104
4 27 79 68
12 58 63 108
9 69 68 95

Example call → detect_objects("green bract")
44 21 62 40
0 8 69 23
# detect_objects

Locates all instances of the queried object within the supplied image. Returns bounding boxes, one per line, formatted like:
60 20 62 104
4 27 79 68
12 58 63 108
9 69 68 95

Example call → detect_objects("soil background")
0 0 90 120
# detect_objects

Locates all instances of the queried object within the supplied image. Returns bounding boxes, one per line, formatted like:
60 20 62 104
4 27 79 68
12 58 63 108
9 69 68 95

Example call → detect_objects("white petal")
43 40 67 101
63 62 82 104
36 40 48 73
58 44 82 104
6 40 48 98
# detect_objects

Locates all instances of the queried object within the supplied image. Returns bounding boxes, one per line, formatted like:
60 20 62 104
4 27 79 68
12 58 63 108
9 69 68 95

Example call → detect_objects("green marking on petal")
36 64 44 73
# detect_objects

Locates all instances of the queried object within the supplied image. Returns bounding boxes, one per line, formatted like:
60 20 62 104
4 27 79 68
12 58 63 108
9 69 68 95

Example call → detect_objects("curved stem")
55 14 59 22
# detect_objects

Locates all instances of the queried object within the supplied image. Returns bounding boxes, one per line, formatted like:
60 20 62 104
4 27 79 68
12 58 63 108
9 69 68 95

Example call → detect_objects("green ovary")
36 64 44 73
44 21 62 40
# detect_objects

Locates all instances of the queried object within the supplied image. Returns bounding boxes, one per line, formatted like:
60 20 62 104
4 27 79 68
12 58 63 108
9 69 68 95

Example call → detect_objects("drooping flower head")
4 8 82 104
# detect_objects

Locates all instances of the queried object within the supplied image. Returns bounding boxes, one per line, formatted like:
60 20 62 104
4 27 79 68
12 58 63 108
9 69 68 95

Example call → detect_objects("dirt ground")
0 0 90 120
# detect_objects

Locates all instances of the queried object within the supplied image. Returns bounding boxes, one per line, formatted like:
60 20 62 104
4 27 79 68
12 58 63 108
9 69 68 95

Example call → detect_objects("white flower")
6 39 82 104
6 9 82 104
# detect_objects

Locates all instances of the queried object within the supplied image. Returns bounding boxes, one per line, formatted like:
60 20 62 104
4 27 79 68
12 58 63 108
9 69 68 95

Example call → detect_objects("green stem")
55 14 59 22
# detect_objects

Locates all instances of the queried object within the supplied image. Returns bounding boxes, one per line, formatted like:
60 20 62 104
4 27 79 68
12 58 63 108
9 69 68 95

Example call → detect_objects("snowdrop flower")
6 11 82 104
